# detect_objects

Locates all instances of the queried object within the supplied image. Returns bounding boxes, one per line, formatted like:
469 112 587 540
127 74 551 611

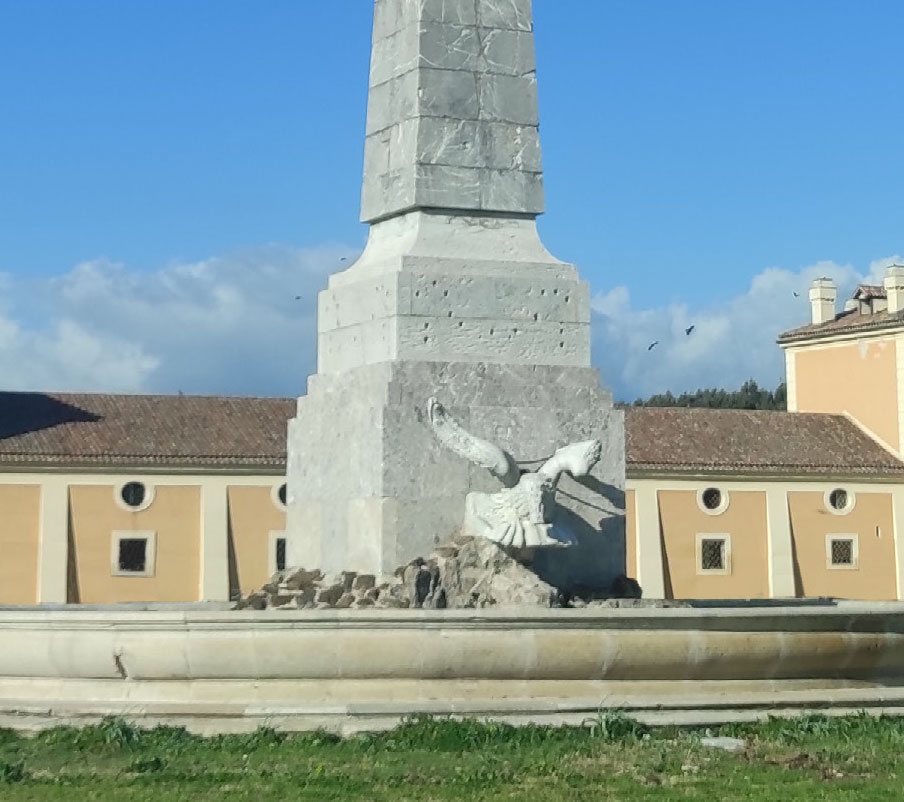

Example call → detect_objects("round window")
827 488 853 513
277 483 288 508
701 488 723 511
120 481 147 509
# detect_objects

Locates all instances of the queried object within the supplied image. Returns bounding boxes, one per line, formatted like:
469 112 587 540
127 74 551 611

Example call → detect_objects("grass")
0 712 901 800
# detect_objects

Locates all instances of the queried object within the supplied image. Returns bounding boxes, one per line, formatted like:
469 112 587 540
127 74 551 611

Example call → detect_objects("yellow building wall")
658 490 769 599
69 485 201 603
793 338 899 450
227 486 286 596
788 491 896 600
625 489 637 578
0 486 40 604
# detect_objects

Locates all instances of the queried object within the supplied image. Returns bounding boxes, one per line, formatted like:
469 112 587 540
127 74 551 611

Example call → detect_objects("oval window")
120 481 147 509
701 487 723 511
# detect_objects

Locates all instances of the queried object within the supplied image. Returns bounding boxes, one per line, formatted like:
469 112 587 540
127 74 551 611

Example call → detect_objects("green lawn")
0 713 901 801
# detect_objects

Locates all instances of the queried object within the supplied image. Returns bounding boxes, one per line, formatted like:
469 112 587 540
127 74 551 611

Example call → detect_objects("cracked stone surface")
362 0 544 222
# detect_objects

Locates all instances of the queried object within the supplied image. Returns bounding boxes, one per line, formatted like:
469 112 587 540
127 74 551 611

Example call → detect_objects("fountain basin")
0 604 903 733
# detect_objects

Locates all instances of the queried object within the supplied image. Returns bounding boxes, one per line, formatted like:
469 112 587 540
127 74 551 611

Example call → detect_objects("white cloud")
0 248 900 402
591 255 903 402
0 243 356 395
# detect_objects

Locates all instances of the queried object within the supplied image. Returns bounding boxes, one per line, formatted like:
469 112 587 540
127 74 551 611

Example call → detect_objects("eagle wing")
426 397 520 488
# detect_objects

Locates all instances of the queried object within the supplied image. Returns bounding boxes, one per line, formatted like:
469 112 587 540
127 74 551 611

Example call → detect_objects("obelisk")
286 0 625 589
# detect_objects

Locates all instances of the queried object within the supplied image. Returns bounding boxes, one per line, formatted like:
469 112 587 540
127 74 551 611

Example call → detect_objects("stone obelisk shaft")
286 0 625 586
362 0 544 222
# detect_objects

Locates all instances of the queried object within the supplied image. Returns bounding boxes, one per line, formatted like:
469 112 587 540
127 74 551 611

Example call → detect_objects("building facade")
1 268 904 604
0 393 293 605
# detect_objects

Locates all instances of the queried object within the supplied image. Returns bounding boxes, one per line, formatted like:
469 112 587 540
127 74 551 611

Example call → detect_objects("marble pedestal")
286 360 624 590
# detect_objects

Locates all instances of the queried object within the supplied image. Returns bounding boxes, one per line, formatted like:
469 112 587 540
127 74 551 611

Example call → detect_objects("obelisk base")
286 361 625 591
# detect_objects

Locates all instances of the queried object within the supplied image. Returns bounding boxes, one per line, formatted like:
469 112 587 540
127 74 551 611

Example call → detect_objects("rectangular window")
110 531 157 577
826 535 858 570
696 534 731 575
275 537 287 572
118 539 147 573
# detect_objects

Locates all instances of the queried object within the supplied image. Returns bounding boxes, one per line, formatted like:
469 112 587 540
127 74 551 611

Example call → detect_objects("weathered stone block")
417 118 483 168
480 167 544 214
479 29 536 76
414 164 481 209
480 122 541 172
295 587 316 608
419 23 481 73
366 71 419 135
352 574 377 591
419 0 478 26
284 568 323 591
335 593 356 609
478 74 538 125
417 69 480 120
315 584 345 606
370 24 419 85
478 0 533 31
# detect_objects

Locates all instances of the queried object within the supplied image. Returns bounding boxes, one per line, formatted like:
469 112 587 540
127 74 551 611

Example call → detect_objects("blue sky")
0 1 902 400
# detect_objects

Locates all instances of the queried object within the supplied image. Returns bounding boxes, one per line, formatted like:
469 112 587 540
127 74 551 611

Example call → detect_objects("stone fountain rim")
1 601 904 632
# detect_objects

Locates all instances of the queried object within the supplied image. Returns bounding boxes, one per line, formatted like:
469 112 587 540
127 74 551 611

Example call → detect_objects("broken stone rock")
284 568 323 591
315 584 345 606
352 574 376 592
335 593 356 609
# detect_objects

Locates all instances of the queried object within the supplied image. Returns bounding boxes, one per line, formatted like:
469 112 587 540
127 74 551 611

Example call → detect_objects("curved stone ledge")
0 605 903 682
0 605 902 729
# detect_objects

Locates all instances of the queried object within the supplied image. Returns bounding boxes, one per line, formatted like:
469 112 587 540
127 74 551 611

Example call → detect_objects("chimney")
884 265 904 314
809 278 837 325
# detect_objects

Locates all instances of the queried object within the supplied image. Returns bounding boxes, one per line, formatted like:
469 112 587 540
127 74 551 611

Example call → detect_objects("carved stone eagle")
427 398 602 550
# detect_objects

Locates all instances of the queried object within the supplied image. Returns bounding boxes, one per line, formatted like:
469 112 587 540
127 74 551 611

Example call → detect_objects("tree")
633 379 787 411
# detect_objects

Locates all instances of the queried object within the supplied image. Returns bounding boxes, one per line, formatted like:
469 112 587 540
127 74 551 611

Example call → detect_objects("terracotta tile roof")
854 284 886 300
777 307 904 343
0 392 296 470
2 392 900 479
625 407 904 477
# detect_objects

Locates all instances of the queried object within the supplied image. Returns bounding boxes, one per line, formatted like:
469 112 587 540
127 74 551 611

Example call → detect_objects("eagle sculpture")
427 397 602 550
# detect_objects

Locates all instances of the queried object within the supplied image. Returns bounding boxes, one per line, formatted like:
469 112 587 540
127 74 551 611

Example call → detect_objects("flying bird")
295 295 302 300
793 291 800 297
647 341 659 351
685 325 695 336
340 257 347 262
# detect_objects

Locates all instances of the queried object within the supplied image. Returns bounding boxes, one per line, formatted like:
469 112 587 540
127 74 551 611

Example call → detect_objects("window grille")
701 488 722 511
830 538 854 567
828 489 849 512
700 538 726 571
